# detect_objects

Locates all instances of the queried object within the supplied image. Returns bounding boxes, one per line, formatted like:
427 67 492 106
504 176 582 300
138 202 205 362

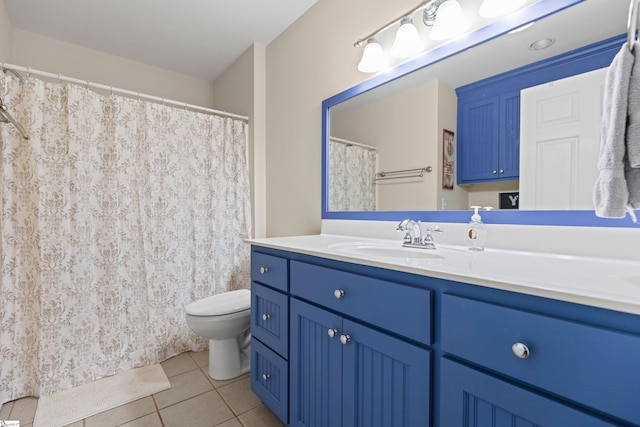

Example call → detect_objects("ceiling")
4 0 319 81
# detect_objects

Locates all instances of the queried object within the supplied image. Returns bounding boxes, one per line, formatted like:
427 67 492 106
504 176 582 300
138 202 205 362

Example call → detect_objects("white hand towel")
628 42 640 213
593 42 634 218
628 42 640 168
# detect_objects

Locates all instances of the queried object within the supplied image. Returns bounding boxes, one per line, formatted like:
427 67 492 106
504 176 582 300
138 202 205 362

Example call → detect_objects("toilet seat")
186 289 250 316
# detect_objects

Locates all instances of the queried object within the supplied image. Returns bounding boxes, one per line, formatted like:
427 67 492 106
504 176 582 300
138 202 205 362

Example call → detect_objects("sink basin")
328 242 444 260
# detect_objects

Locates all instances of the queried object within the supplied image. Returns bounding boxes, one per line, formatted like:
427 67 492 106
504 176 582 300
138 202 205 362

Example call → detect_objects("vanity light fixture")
479 0 527 18
357 38 387 73
355 0 527 73
391 17 424 58
429 0 468 41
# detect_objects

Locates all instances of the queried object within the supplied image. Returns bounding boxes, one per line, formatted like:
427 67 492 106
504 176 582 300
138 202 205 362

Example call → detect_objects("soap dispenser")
466 206 487 251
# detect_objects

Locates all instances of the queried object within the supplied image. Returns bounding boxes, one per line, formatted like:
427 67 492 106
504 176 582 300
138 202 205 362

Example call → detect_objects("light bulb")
390 17 424 58
479 0 526 18
357 39 386 73
429 0 469 41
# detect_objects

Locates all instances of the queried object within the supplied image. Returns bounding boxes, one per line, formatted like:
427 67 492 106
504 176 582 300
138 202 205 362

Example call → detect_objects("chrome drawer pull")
262 373 270 381
339 334 351 345
262 313 270 321
333 289 345 299
512 342 530 359
327 328 338 338
259 266 268 274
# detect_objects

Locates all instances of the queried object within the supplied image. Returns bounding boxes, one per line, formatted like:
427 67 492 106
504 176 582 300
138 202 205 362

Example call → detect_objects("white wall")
265 0 419 236
331 80 451 211
0 0 10 61
10 28 215 108
213 44 267 238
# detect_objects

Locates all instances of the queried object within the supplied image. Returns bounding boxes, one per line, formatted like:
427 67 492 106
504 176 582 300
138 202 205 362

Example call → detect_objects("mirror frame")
322 0 639 228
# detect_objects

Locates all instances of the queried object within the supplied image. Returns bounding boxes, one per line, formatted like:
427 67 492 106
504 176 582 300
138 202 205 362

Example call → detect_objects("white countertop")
247 234 640 316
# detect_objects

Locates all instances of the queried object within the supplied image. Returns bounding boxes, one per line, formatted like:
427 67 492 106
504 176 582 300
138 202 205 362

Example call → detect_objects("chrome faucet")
397 219 444 250
396 219 422 245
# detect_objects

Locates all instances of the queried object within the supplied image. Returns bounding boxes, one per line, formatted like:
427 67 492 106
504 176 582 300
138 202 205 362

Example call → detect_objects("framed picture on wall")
442 129 455 190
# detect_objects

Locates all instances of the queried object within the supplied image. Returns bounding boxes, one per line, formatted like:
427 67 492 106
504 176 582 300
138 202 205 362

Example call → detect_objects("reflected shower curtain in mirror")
0 74 251 403
329 138 377 211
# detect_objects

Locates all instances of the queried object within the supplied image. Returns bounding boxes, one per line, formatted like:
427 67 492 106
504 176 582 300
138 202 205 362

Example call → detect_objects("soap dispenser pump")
466 206 487 251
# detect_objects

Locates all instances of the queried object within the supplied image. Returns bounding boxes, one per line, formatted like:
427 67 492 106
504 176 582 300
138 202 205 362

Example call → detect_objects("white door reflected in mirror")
519 67 607 210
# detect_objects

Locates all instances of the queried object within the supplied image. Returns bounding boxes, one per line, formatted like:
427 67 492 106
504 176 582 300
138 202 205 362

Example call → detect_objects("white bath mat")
33 364 170 427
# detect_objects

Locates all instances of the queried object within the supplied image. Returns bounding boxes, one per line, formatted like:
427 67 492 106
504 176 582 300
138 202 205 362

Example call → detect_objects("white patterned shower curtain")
0 74 251 403
329 138 377 211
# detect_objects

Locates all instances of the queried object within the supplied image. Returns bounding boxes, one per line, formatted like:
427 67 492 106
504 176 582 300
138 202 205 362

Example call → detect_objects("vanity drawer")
251 282 288 358
290 261 432 345
251 252 288 292
251 338 288 425
441 294 640 425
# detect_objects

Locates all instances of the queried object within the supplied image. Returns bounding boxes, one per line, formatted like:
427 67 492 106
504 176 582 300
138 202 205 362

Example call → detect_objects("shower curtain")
0 74 251 403
329 138 377 211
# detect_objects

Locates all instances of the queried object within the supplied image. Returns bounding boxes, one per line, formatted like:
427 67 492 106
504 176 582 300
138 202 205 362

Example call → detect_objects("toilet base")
207 331 251 380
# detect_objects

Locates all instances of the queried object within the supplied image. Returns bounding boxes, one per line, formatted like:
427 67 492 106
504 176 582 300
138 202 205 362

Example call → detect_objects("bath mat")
33 364 170 427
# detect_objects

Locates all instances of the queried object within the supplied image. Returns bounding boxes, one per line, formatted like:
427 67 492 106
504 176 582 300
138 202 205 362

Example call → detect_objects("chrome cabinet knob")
262 373 270 381
492 170 497 174
499 169 504 174
259 266 268 274
262 313 270 321
511 342 530 359
333 289 345 299
339 334 351 345
327 328 338 338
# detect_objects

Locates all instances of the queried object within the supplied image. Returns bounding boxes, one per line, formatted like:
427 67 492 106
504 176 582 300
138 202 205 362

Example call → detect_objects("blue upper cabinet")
456 35 623 185
459 93 518 183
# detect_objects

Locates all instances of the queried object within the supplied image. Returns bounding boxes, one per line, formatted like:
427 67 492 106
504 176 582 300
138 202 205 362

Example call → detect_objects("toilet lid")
185 289 251 316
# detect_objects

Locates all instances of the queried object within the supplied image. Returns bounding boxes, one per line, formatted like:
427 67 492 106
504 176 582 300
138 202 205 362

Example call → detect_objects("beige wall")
0 0 10 61
265 0 419 236
214 44 267 238
332 80 447 211
10 28 215 107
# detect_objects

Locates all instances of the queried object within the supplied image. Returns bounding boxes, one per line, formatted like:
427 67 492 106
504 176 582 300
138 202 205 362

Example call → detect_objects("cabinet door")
499 91 520 179
290 299 343 427
342 319 430 427
440 358 616 427
459 96 500 183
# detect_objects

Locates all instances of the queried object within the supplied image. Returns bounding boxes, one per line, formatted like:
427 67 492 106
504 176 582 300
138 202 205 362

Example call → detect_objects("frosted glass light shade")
429 0 469 41
479 0 526 18
390 18 424 58
357 39 386 73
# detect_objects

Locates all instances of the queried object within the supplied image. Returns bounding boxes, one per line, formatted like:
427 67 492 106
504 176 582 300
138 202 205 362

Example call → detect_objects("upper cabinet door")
459 95 501 183
519 67 607 210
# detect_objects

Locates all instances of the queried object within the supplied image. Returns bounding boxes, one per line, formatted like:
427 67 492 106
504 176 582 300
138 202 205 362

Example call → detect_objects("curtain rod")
330 136 377 151
1 62 249 123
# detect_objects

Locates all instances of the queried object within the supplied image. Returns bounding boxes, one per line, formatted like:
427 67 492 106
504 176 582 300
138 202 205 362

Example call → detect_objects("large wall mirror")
322 0 639 227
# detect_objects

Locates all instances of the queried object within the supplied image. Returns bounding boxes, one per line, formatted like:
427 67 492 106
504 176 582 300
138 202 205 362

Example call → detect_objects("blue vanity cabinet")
440 293 640 426
440 358 616 426
458 91 520 184
250 245 640 426
289 261 432 427
250 252 290 424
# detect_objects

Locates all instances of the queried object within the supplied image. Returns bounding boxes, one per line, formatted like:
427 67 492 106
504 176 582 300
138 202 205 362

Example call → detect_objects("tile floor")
0 350 285 427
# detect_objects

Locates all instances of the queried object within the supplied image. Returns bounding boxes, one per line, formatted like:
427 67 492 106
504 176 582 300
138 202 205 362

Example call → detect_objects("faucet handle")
422 226 444 249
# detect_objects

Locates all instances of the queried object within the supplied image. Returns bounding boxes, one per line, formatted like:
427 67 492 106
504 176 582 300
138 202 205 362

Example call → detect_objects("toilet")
185 289 251 380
